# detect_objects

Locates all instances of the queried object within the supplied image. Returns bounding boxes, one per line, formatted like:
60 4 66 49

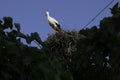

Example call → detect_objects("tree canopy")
0 2 120 80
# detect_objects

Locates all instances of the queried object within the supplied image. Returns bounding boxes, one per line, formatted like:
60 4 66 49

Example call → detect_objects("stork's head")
45 11 49 16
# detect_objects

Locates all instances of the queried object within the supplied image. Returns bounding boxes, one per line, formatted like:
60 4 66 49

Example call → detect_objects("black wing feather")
55 23 61 30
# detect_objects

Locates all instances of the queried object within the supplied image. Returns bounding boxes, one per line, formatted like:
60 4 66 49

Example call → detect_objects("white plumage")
45 11 61 32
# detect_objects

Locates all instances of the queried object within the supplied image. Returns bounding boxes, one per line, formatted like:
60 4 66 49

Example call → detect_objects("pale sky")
0 0 119 41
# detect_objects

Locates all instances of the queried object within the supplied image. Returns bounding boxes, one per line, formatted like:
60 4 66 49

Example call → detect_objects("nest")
45 30 86 56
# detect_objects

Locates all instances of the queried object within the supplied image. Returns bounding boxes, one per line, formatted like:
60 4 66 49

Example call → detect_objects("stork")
45 11 61 32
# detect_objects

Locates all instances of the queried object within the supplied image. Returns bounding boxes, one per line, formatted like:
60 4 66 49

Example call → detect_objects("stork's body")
45 11 61 32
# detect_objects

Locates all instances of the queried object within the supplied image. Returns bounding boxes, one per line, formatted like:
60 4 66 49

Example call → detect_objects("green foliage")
0 17 72 80
3 16 13 29
14 23 20 32
0 2 120 80
45 2 120 80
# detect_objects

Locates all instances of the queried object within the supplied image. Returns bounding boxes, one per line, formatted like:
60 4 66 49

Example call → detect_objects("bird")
45 11 61 32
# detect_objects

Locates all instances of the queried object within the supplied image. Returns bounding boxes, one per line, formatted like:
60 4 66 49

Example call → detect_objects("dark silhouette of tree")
0 2 120 80
0 17 72 80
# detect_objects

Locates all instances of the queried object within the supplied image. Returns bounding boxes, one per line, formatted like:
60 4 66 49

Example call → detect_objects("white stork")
45 11 61 32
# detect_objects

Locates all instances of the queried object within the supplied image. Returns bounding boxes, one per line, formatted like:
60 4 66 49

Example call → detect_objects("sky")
0 0 119 41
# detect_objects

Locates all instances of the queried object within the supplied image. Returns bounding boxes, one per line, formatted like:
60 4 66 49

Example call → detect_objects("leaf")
0 20 2 24
0 20 3 30
26 34 32 44
30 32 42 44
30 32 35 39
17 32 27 39
3 17 13 29
7 30 18 39
14 23 20 32
110 2 120 15
34 32 42 44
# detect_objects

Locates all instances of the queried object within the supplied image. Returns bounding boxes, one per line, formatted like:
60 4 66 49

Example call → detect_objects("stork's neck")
47 14 49 18
46 13 50 18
